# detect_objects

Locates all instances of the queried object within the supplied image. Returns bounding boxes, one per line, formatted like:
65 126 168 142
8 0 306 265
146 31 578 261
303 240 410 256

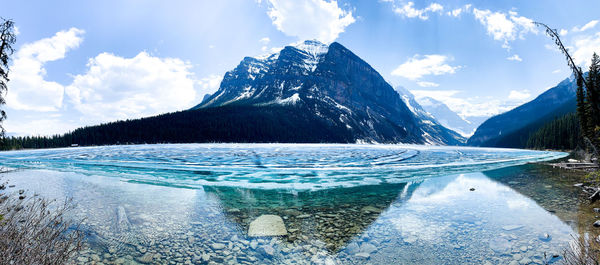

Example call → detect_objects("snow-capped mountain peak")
193 41 465 145
294 40 329 57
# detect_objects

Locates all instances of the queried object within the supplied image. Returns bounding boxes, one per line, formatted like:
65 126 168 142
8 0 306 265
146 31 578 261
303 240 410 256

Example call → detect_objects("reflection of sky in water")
3 167 574 264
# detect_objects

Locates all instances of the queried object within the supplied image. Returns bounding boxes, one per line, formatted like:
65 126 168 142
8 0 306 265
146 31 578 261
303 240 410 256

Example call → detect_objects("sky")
1 0 599 136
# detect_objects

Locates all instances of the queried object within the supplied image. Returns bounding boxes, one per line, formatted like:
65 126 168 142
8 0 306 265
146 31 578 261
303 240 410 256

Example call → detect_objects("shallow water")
0 144 583 265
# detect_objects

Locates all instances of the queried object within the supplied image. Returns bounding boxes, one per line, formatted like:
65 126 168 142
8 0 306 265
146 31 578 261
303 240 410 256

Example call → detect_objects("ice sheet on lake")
0 143 567 190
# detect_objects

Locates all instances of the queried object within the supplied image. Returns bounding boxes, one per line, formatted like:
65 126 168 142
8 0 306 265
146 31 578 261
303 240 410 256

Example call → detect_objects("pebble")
108 246 117 254
502 225 524 231
137 253 154 263
359 243 376 254
355 252 370 259
538 233 551 242
519 246 527 251
262 245 275 256
361 206 380 213
519 257 532 264
346 242 359 254
212 243 226 250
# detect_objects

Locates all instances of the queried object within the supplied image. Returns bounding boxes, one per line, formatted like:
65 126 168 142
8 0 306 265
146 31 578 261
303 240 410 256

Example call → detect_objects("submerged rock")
248 215 287 237
593 220 600 227
211 243 226 250
489 238 511 253
355 252 370 259
137 253 154 264
116 206 131 232
538 233 552 242
502 225 524 231
346 242 360 254
361 206 380 213
359 243 377 254
201 253 210 262
261 245 275 256
250 240 258 249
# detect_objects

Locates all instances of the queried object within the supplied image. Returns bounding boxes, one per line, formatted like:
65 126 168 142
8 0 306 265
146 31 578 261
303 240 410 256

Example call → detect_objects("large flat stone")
248 215 288 237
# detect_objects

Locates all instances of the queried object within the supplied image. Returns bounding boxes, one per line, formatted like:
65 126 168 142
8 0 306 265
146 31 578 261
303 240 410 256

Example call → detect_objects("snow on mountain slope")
193 40 464 145
416 96 480 137
395 86 465 144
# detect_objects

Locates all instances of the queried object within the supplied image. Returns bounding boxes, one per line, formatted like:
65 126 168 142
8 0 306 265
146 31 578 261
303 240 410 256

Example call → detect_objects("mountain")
394 87 465 144
415 96 480 137
467 76 577 147
3 40 467 150
195 40 464 145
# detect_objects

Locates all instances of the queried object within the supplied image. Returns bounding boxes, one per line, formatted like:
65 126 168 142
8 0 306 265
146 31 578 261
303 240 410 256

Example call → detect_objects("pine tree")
535 22 600 154
587 53 600 127
0 18 16 137
576 74 590 137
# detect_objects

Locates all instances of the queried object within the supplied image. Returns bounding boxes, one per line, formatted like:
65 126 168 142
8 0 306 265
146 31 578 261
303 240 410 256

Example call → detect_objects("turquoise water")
0 144 566 190
0 144 576 264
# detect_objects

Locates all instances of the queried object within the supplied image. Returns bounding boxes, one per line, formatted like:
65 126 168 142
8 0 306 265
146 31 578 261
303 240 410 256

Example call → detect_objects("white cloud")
265 0 355 43
508 90 530 101
7 28 84 111
391 54 460 80
552 69 561 74
259 37 271 52
64 52 197 123
196 74 223 98
394 2 443 20
4 116 79 136
259 37 271 44
572 32 600 67
446 4 471 17
416 81 439 87
559 29 568 36
572 20 599 32
506 54 522 61
448 8 463 17
472 8 537 49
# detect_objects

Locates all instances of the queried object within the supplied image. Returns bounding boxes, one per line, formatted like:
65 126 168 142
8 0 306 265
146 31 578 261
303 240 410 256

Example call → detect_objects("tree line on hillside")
0 105 355 150
533 22 600 153
526 113 581 150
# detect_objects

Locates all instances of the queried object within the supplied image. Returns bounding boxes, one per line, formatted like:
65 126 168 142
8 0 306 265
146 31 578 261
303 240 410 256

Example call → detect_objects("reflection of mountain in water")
204 182 422 251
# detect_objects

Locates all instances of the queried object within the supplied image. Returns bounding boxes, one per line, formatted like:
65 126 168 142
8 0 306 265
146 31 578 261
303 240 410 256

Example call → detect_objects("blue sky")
2 0 599 136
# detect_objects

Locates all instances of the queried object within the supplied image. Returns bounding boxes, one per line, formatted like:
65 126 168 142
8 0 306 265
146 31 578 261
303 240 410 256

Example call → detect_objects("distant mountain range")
467 76 578 148
414 96 484 137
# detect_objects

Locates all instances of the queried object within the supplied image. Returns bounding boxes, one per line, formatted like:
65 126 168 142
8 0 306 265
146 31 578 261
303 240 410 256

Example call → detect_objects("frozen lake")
0 144 576 264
